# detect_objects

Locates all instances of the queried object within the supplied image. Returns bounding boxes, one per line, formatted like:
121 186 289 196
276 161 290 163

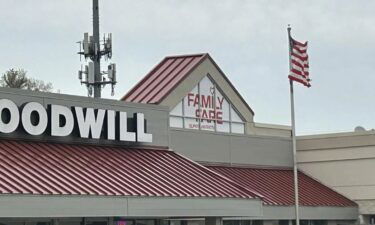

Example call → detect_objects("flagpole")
288 25 300 225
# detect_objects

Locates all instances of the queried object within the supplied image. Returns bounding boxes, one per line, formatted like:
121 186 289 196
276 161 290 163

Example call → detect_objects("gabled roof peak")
121 53 254 116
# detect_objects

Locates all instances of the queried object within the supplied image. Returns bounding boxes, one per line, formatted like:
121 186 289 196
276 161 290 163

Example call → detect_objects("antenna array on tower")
76 0 116 98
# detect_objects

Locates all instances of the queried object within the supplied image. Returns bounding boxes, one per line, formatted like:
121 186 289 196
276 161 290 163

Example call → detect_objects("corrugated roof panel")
147 56 204 104
125 58 176 103
0 139 259 199
141 57 194 104
122 54 207 104
208 165 357 207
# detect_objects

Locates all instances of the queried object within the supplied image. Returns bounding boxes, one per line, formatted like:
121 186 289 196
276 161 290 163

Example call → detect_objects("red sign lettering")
217 97 224 110
187 92 226 127
187 93 194 106
201 95 212 108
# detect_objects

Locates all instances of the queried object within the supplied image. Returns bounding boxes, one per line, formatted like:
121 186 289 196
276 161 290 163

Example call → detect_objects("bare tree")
26 78 53 92
0 69 53 92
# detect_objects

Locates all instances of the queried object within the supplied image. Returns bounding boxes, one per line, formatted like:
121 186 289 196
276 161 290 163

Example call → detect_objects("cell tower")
77 0 116 98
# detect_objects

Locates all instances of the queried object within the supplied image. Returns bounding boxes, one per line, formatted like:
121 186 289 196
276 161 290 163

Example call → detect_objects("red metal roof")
122 53 207 104
121 53 255 115
0 139 259 199
208 165 357 207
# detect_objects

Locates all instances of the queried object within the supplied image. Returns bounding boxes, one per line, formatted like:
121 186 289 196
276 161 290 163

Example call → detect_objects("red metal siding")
208 165 357 207
0 139 259 199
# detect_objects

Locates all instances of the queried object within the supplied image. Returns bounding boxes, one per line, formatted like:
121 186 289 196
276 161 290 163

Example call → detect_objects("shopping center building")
0 53 359 225
297 131 375 224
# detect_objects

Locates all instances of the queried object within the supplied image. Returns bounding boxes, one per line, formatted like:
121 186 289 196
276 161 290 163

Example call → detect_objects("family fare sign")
0 99 153 142
187 93 225 124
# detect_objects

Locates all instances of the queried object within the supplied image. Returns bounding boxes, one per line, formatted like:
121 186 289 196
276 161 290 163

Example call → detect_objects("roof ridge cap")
200 162 293 170
165 53 208 59
2 138 171 152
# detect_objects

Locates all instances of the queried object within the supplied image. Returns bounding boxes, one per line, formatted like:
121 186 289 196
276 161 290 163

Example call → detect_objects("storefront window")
0 222 26 225
86 222 106 225
311 221 327 225
59 219 83 225
250 221 263 225
114 220 134 225
136 220 154 225
169 75 245 134
370 215 375 225
0 221 52 225
223 221 262 225
291 220 327 225
223 221 240 225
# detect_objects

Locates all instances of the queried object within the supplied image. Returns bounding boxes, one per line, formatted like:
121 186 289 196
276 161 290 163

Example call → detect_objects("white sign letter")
0 99 19 133
51 105 74 137
74 107 105 139
136 113 153 142
22 102 48 135
107 110 115 140
119 112 135 142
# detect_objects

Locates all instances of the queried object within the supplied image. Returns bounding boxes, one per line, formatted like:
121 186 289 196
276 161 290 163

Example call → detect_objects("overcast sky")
1 0 374 135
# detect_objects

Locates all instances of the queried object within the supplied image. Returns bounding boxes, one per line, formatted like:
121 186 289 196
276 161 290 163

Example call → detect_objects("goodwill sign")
0 99 153 142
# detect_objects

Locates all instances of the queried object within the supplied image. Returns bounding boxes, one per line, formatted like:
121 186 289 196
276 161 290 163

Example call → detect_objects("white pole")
288 25 300 225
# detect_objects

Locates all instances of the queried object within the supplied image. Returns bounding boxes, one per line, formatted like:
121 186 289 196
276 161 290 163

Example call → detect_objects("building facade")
0 53 358 225
298 131 375 224
122 53 358 225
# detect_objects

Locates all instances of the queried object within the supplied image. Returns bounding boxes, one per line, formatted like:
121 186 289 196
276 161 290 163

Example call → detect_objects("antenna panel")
88 62 95 84
83 33 90 55
78 71 82 80
108 63 116 82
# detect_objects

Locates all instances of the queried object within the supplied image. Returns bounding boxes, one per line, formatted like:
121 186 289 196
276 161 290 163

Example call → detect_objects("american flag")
288 38 311 87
